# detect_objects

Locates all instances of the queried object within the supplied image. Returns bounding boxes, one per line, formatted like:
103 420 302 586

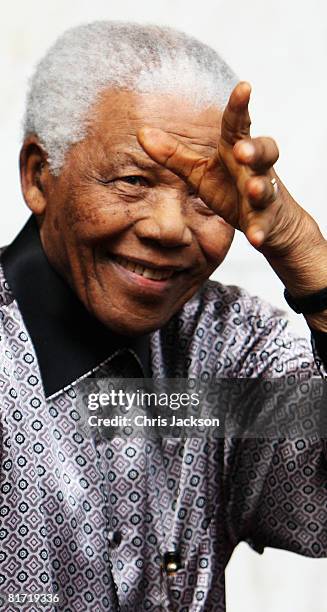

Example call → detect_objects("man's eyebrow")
108 151 159 171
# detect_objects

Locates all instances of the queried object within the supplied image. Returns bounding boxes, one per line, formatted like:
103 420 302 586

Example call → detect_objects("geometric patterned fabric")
0 262 327 611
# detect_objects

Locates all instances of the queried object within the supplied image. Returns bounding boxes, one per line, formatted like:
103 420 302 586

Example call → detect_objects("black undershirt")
1 216 150 397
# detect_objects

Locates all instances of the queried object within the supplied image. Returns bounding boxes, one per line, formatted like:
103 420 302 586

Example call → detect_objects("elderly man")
1 20 327 612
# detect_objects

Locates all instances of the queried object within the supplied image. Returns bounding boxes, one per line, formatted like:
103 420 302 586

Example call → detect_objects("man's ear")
20 136 51 215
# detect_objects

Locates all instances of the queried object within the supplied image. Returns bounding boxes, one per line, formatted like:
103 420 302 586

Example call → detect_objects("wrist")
306 311 327 333
284 286 327 314
261 192 320 260
262 203 327 296
284 287 327 331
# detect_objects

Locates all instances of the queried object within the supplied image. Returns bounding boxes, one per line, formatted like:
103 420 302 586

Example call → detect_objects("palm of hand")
138 82 283 248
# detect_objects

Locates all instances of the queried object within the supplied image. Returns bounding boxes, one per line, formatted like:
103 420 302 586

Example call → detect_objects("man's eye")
97 175 148 187
118 175 147 187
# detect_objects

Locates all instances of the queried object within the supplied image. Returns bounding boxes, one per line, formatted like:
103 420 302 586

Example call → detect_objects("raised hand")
137 82 295 251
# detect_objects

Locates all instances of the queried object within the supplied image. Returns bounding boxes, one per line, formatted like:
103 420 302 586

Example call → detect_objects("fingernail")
240 142 254 160
251 230 265 246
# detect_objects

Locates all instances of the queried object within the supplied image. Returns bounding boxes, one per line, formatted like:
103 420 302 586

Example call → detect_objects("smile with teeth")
115 256 176 280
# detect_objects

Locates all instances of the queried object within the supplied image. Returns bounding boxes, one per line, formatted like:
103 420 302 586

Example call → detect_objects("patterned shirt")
0 218 327 612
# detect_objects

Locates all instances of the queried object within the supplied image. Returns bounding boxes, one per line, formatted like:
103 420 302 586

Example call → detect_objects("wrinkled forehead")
85 88 223 151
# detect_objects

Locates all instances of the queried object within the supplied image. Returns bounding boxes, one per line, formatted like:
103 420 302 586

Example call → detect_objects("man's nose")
134 193 193 248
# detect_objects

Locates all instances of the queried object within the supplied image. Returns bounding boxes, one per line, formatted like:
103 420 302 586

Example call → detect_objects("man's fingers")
245 175 279 209
220 81 252 146
245 208 277 248
137 127 210 190
234 137 279 172
138 122 279 244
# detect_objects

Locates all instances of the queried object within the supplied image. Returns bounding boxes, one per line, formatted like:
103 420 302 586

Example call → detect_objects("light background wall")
1 1 327 610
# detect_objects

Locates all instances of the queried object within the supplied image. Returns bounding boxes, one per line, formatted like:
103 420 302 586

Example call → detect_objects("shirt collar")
1 216 150 397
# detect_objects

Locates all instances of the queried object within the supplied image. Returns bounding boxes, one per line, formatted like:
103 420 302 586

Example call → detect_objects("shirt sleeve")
222 306 327 558
225 434 327 557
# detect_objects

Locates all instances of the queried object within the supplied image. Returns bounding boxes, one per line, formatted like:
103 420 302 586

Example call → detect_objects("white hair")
24 21 237 175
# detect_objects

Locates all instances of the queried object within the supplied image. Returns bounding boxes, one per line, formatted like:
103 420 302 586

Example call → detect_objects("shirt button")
93 431 102 446
108 530 122 549
162 551 182 575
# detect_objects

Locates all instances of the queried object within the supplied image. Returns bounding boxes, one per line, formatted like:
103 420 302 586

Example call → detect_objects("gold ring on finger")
270 177 278 197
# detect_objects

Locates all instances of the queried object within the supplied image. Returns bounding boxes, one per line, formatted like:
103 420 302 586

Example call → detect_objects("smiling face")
23 89 235 335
